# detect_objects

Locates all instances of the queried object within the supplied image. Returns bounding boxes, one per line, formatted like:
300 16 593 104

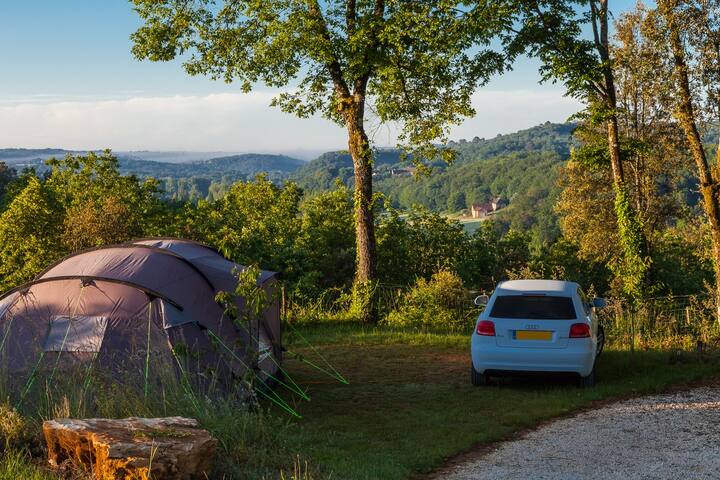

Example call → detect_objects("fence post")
281 284 286 320
628 305 635 359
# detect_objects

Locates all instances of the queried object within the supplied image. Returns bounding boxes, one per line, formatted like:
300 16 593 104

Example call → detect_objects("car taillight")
476 320 495 336
569 323 590 338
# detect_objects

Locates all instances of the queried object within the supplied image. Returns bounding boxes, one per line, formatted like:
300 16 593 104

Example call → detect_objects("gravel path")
444 386 720 480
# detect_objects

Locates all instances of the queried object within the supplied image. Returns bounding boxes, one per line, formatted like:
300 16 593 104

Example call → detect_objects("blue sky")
0 0 638 155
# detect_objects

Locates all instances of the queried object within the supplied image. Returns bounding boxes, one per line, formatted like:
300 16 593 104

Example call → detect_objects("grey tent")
0 238 282 396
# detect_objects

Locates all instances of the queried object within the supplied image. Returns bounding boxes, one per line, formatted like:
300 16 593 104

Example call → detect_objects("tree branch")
346 0 356 35
352 0 385 97
307 0 351 99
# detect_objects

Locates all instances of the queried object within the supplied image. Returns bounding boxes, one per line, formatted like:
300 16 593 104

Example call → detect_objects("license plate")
514 330 552 341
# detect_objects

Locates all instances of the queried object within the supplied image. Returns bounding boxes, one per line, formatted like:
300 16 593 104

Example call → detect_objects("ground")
3 323 719 479
440 384 720 480
276 324 720 479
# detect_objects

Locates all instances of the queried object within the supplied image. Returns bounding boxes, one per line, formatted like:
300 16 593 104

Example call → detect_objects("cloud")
0 89 581 153
451 89 583 141
0 92 347 153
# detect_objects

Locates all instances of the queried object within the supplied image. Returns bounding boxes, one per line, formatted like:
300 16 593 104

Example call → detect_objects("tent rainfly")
0 238 282 397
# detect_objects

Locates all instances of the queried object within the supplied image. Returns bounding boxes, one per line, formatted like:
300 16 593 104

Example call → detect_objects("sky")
0 0 637 156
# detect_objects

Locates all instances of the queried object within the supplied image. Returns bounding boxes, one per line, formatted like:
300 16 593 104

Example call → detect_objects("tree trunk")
606 112 625 185
346 99 378 323
593 0 648 300
662 2 720 321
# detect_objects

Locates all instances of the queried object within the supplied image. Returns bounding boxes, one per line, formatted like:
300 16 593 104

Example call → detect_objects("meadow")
1 317 718 480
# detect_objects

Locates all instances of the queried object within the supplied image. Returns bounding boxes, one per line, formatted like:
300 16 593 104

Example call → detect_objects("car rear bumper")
471 335 595 376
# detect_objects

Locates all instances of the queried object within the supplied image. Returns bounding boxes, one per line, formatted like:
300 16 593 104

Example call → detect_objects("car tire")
579 365 596 388
471 364 489 386
596 324 605 358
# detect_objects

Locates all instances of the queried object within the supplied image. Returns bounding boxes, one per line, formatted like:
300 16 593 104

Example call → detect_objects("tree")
180 175 304 279
62 196 143 252
46 151 168 244
296 185 356 294
0 163 16 204
655 0 720 318
130 0 512 322
447 190 467 212
0 177 62 290
510 0 650 300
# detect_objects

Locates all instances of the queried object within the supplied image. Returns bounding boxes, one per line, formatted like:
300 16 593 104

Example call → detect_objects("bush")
0 404 26 452
385 270 474 332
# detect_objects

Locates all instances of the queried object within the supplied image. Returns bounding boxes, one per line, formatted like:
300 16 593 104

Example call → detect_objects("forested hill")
293 122 576 243
0 150 304 178
291 149 406 192
118 154 305 179
293 122 575 193
2 122 575 220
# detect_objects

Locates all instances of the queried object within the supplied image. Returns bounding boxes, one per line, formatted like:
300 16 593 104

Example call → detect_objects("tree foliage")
0 152 169 290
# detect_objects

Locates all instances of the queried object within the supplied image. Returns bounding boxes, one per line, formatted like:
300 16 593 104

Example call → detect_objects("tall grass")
601 295 720 350
0 353 312 479
0 450 57 480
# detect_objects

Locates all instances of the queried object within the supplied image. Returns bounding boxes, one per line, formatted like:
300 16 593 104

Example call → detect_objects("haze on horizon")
0 0 636 154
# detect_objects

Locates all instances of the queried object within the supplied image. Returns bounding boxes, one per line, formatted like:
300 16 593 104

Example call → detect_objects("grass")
0 450 58 480
276 322 720 479
1 321 718 479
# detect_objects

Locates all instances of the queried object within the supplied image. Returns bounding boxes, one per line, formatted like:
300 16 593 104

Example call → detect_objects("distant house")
471 196 506 219
390 166 417 177
491 196 507 211
471 202 493 218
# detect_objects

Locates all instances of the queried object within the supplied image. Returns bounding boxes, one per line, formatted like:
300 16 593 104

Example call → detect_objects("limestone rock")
43 416 217 480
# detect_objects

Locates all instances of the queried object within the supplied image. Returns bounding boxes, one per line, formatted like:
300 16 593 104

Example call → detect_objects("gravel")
444 386 720 480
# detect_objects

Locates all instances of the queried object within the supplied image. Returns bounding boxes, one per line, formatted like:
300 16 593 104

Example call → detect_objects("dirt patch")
286 344 469 386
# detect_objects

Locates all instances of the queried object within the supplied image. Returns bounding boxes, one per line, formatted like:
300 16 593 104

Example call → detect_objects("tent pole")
144 300 153 400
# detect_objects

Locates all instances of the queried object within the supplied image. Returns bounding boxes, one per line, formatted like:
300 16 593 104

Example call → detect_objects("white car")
470 280 605 388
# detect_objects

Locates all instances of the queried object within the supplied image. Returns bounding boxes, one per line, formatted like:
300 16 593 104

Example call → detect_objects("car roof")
494 279 580 296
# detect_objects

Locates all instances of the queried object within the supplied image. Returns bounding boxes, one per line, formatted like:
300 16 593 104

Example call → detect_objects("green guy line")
205 329 302 418
285 321 349 384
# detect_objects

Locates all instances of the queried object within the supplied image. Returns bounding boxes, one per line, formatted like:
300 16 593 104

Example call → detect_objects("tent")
0 238 282 399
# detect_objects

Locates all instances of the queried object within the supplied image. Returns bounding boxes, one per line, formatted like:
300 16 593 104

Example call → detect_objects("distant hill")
0 148 75 166
118 153 305 179
292 149 408 193
0 149 307 201
0 149 305 179
449 122 575 163
293 122 575 193
292 122 576 244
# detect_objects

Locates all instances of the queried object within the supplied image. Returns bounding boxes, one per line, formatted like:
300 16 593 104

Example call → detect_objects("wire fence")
599 295 720 350
282 284 720 350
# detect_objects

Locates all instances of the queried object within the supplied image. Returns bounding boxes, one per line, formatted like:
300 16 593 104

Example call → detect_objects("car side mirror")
592 297 607 309
474 295 489 307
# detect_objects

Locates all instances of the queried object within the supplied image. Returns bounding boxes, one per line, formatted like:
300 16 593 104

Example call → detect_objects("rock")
43 416 218 480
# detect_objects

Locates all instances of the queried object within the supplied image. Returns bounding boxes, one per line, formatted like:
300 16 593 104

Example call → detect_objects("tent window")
43 316 108 353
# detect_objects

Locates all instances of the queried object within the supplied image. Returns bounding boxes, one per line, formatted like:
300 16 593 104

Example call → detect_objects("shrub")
0 404 26 452
385 270 473 332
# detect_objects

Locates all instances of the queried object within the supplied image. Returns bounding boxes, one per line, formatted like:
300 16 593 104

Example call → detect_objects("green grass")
2 322 718 479
276 323 720 479
0 451 58 480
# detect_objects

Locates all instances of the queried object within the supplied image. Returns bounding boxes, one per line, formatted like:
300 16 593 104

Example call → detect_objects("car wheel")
471 364 489 386
579 365 596 388
596 324 605 357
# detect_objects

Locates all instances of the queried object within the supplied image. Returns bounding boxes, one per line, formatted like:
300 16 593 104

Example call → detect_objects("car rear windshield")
489 295 576 320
